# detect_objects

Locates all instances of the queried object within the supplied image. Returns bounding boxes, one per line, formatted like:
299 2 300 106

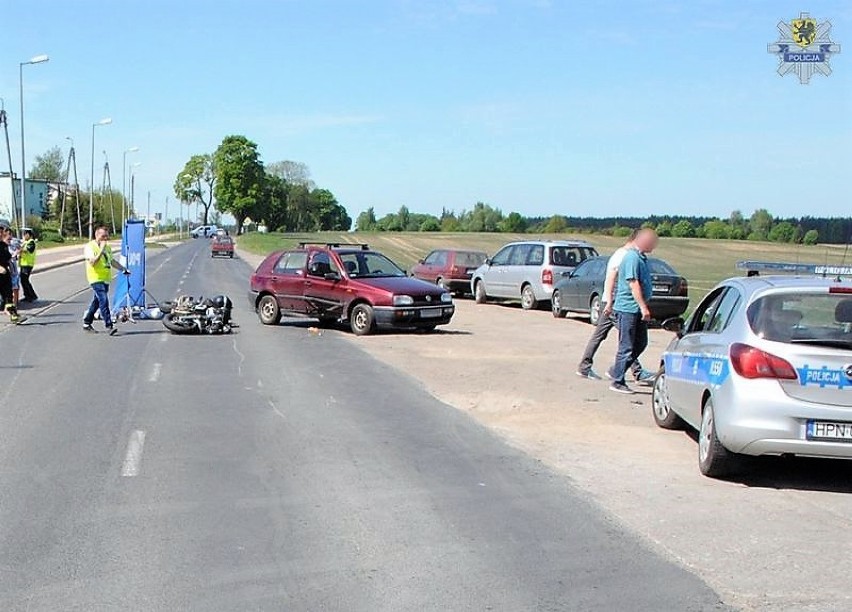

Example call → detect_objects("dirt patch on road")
353 300 852 612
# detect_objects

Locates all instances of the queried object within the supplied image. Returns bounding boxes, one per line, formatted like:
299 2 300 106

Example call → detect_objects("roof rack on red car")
298 242 370 250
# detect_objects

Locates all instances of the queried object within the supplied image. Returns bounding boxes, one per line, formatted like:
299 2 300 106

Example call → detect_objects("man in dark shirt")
0 220 21 323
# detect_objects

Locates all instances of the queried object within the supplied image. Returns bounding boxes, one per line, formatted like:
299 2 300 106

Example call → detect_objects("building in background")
0 173 57 225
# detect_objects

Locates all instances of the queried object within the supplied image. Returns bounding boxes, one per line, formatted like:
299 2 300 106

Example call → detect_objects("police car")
652 261 852 477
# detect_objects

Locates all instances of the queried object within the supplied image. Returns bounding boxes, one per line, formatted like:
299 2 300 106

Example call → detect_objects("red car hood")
355 276 445 296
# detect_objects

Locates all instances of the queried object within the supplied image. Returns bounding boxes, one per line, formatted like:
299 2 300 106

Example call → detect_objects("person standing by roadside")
4 228 22 310
607 228 658 394
82 225 129 335
0 221 21 323
18 229 38 303
576 229 654 382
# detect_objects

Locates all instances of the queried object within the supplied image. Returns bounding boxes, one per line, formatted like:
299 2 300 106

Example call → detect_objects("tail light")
829 286 852 294
678 278 688 297
542 268 553 286
730 343 798 380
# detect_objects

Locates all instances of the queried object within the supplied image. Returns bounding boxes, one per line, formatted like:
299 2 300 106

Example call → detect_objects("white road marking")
149 362 161 382
120 430 147 477
269 400 286 420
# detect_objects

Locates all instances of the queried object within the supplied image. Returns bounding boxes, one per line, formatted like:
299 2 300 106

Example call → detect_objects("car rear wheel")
350 303 375 336
698 397 736 478
652 368 685 430
474 281 487 304
521 284 538 310
551 289 567 318
258 295 281 326
589 294 602 326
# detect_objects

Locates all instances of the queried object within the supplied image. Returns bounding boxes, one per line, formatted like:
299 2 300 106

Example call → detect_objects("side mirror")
661 317 685 336
417 259 424 265
324 272 341 282
485 258 492 266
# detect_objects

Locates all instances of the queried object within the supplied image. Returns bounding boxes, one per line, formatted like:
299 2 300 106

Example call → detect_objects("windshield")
648 259 676 275
747 292 852 346
338 251 407 278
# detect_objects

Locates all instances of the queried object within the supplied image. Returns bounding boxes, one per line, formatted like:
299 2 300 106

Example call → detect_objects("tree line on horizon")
355 203 852 245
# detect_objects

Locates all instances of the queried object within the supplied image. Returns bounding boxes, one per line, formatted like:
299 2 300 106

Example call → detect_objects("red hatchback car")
249 243 455 335
410 249 488 295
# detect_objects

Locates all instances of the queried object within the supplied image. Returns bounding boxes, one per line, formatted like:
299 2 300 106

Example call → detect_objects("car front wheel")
350 303 375 336
258 295 281 325
589 294 602 326
698 396 736 477
551 290 567 318
521 284 538 310
474 281 487 304
652 368 685 430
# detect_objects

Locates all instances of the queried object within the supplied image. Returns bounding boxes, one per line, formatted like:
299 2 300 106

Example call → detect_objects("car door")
303 250 346 318
568 259 599 311
482 245 515 297
268 251 308 311
504 243 532 297
415 250 441 282
665 286 741 426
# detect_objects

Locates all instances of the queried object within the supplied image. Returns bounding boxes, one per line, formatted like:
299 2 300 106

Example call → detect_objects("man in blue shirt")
607 228 658 394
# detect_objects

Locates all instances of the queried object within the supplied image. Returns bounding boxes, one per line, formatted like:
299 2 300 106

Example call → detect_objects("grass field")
238 231 852 307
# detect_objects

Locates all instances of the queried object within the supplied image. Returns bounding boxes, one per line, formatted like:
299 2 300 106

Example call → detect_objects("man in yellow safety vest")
19 229 37 303
82 225 129 335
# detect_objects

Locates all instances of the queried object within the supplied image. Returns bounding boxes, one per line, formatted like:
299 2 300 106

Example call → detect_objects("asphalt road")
0 240 729 611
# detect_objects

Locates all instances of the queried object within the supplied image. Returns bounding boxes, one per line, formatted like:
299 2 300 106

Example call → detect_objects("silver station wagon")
652 266 852 477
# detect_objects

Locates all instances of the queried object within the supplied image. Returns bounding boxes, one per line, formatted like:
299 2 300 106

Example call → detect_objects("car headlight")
393 295 414 306
440 292 453 303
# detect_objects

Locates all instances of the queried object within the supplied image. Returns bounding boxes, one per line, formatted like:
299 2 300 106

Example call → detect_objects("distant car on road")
551 255 689 325
652 271 852 478
471 240 598 310
191 225 218 238
211 235 234 258
249 243 455 335
410 249 488 295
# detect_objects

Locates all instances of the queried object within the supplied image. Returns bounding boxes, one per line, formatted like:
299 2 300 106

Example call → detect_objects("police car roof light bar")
736 260 852 279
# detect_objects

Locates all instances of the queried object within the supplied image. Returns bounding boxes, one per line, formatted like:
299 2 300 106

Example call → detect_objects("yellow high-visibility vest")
84 241 113 284
19 239 36 267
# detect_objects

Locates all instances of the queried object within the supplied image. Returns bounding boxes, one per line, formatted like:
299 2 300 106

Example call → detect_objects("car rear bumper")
445 278 473 293
649 296 689 319
373 305 455 328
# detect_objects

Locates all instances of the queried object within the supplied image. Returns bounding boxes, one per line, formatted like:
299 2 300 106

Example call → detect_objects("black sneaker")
108 327 119 336
82 323 97 333
609 382 635 395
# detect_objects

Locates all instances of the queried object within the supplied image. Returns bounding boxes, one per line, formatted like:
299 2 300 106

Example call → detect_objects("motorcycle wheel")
162 314 198 334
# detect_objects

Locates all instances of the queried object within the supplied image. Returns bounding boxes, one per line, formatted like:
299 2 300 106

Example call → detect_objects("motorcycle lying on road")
159 294 234 335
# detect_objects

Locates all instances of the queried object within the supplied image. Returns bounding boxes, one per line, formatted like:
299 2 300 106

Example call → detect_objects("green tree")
543 215 568 233
768 220 797 243
311 188 351 231
803 229 819 245
356 207 378 231
213 135 265 234
703 220 731 239
499 211 528 233
266 160 315 189
440 215 461 232
263 173 290 230
612 225 632 238
29 146 65 182
656 221 672 237
174 153 216 226
671 219 694 238
419 217 441 231
749 208 773 240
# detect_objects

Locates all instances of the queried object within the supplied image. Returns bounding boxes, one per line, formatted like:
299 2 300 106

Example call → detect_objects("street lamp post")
18 53 49 237
89 118 112 239
122 146 139 227
129 162 141 219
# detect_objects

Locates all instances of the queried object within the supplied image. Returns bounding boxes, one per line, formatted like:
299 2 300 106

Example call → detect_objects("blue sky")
0 0 849 222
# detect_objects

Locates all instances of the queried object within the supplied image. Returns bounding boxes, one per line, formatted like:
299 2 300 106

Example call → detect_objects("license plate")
653 284 669 293
420 308 443 319
806 420 852 442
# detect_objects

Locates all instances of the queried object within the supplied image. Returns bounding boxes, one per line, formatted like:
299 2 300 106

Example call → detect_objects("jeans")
609 311 648 384
83 282 113 328
20 266 36 301
578 308 643 378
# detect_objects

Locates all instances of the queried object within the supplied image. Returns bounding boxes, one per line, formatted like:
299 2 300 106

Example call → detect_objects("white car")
653 265 852 478
470 240 597 310
191 225 218 238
